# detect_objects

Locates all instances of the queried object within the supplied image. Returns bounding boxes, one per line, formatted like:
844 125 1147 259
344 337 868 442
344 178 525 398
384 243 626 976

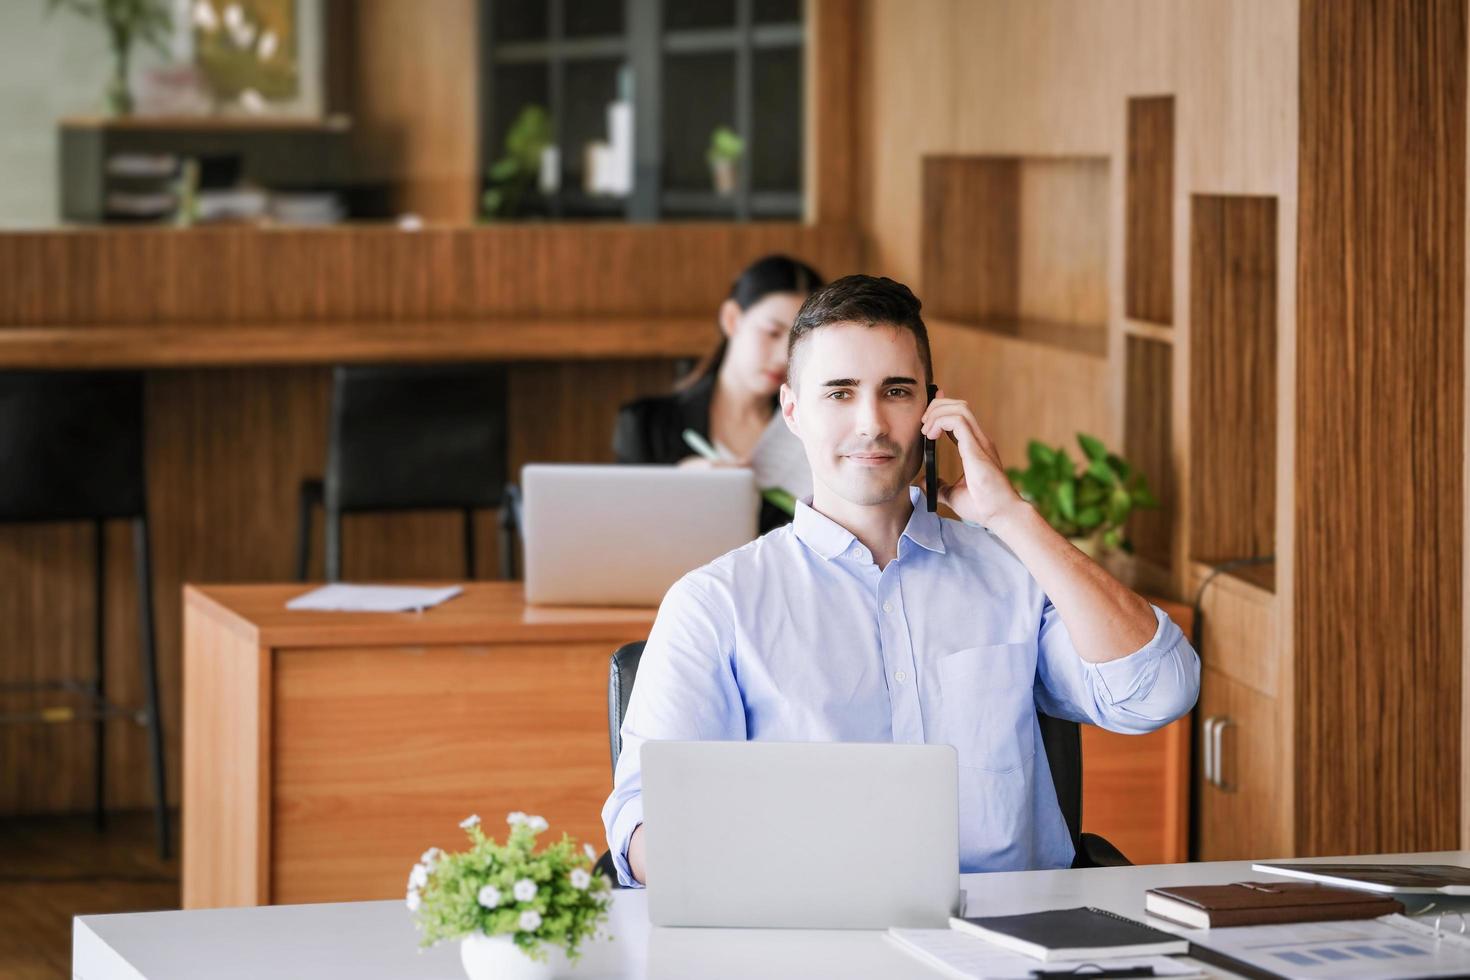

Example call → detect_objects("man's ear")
717 298 741 339
780 382 801 437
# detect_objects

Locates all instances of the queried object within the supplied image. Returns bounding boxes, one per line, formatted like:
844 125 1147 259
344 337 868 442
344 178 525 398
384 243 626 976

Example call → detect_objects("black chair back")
326 363 509 513
0 371 146 522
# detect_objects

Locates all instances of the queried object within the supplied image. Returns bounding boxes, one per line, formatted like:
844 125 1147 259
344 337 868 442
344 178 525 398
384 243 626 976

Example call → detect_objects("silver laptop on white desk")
521 464 759 606
642 741 960 929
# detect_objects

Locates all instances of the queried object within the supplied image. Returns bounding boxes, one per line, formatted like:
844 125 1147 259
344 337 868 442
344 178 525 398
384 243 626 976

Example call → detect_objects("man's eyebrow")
818 376 920 388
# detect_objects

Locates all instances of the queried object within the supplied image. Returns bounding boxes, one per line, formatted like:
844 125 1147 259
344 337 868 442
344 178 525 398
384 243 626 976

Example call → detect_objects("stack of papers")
285 584 463 613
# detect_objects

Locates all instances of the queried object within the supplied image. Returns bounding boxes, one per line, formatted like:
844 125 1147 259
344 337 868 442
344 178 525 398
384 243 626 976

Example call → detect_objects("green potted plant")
707 125 744 197
409 812 613 980
483 105 553 220
45 0 173 117
1005 433 1158 557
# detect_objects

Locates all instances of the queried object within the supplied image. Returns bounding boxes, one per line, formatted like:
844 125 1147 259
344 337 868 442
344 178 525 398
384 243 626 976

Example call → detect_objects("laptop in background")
520 464 759 606
641 741 961 929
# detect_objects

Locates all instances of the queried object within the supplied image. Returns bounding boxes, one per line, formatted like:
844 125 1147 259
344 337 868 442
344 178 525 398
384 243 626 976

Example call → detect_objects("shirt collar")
793 486 947 561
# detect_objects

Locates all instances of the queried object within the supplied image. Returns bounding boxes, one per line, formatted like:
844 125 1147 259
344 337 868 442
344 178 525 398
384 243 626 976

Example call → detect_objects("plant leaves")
1057 481 1076 521
1087 459 1115 485
1027 441 1055 469
1077 432 1107 463
1075 505 1103 528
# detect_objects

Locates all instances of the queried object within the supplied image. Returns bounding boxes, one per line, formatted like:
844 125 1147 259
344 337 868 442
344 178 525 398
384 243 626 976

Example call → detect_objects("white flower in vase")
518 910 542 932
459 814 481 829
477 885 501 909
569 868 591 891
512 878 538 902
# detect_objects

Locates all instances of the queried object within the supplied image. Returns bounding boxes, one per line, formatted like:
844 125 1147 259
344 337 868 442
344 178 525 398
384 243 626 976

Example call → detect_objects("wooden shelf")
1194 558 1277 595
1125 96 1175 324
0 316 713 370
1187 194 1279 580
61 114 351 132
1124 318 1175 343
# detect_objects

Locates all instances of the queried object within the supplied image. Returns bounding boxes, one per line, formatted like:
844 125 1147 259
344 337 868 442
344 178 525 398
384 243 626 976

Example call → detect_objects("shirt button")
882 601 893 614
894 670 908 683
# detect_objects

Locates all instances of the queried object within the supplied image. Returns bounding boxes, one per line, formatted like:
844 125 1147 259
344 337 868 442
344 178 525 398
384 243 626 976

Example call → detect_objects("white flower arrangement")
408 812 613 963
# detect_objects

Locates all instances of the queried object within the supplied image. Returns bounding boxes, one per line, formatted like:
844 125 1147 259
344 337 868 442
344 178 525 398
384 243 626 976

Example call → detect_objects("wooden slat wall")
0 225 862 815
1125 96 1175 325
1188 195 1277 574
0 224 858 324
1296 0 1465 854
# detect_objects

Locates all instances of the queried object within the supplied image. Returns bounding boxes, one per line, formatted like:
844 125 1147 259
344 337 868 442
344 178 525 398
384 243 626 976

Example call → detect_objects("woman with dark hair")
614 254 823 532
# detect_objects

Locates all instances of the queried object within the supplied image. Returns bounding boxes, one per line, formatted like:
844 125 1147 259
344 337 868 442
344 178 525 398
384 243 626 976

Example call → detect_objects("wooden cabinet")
182 583 657 908
1196 667 1290 861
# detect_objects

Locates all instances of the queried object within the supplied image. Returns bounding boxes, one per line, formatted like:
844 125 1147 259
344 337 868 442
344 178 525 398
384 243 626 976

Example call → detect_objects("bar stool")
295 363 517 582
0 371 170 858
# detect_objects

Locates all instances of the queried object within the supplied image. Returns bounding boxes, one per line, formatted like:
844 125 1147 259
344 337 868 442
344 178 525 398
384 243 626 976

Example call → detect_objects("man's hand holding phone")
920 389 1025 529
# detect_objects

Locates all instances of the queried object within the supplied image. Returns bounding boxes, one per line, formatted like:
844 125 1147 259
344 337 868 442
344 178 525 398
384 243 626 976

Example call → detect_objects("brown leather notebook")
1144 880 1404 929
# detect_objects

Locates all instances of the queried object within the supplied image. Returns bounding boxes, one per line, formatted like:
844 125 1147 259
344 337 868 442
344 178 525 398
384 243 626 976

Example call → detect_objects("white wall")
0 0 324 228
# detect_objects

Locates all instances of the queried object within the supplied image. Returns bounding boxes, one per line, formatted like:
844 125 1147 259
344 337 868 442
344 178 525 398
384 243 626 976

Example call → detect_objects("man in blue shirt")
603 275 1200 886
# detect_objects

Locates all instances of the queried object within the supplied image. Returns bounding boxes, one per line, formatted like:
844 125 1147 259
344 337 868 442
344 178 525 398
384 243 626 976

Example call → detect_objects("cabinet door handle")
1201 715 1219 786
1212 716 1235 791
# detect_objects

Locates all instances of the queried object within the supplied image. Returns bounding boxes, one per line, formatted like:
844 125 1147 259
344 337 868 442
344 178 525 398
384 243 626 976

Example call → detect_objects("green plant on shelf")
45 0 173 116
1005 433 1158 554
707 126 744 196
483 105 553 220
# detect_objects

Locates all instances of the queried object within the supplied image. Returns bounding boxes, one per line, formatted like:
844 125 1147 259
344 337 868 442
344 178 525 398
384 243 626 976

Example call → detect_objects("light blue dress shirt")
602 487 1200 886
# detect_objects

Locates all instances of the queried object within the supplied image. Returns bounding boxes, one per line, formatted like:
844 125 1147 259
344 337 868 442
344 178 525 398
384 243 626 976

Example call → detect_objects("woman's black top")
613 371 791 534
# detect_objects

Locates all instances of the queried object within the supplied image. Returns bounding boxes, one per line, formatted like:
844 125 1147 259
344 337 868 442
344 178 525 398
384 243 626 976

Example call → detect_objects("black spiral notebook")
950 906 1190 962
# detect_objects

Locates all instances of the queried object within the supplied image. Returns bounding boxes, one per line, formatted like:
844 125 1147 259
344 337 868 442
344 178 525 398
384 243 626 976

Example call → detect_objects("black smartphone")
924 383 938 512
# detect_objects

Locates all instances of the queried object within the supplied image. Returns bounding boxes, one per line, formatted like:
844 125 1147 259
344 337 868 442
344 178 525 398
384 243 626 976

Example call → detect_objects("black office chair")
0 371 170 858
595 640 1129 880
295 363 517 582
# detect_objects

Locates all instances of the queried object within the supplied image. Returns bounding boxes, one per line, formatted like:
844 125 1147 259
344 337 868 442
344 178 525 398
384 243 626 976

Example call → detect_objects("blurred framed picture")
192 0 308 108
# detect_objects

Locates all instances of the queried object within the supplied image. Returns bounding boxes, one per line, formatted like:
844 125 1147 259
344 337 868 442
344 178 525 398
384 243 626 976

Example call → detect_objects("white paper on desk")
885 930 1204 980
1183 914 1470 979
285 584 463 613
748 412 813 499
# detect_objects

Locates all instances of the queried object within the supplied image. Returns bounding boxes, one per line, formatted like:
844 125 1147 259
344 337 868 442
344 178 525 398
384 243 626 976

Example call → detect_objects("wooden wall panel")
1188 195 1277 578
344 0 479 223
1126 96 1175 324
810 0 862 224
922 158 1021 321
1297 0 1464 853
0 224 858 326
1124 336 1173 568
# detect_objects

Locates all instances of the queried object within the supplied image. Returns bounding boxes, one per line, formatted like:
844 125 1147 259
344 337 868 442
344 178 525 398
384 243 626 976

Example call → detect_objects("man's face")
780 321 927 507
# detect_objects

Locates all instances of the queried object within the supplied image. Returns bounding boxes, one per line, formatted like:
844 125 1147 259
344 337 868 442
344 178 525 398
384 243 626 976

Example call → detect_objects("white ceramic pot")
459 932 563 980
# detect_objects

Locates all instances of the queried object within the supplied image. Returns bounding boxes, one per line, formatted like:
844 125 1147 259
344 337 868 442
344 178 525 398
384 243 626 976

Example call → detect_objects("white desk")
75 851 1470 980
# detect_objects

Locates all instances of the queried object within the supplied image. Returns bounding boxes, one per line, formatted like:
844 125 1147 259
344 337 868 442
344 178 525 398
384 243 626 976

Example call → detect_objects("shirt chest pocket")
931 642 1036 773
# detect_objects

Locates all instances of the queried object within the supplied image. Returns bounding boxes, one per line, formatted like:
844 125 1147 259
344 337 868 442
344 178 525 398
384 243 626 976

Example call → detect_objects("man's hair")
787 275 933 387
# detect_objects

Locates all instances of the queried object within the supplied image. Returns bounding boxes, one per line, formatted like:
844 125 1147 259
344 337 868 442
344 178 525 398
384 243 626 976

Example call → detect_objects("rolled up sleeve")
601 573 744 887
1033 602 1200 734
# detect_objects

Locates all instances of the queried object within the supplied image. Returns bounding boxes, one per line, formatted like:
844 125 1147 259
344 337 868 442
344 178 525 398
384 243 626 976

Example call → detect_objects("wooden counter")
0 316 711 370
181 582 657 909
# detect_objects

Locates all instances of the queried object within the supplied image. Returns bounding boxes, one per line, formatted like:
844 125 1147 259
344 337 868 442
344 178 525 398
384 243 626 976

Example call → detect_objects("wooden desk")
181 582 656 910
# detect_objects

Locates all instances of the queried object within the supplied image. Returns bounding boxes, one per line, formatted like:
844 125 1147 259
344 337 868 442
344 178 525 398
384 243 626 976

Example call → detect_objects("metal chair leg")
133 515 170 860
463 508 476 580
325 506 343 583
93 519 107 833
295 480 319 581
